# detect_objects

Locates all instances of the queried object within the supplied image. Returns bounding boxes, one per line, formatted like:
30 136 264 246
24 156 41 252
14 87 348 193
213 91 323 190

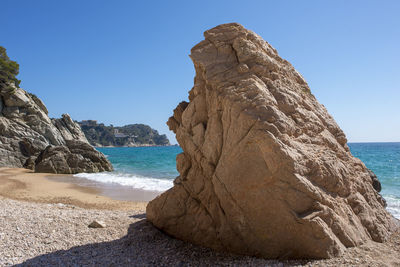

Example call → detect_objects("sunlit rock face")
146 23 397 259
0 83 112 174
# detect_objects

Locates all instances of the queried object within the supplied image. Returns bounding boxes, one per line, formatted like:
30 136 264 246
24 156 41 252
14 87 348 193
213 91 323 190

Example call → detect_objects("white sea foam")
74 172 173 192
384 195 400 219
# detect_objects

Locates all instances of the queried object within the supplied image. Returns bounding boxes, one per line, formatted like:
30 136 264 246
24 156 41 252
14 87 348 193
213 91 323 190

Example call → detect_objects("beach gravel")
0 196 399 266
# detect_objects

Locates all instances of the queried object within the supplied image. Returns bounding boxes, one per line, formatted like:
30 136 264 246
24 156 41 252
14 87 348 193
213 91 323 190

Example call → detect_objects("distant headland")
78 120 170 147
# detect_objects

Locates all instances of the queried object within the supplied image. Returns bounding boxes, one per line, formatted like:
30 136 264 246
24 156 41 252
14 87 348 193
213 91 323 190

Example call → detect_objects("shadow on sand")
129 213 147 219
17 216 304 266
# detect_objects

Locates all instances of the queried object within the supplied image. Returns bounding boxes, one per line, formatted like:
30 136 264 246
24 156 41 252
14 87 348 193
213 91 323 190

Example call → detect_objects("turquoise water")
74 146 182 192
74 143 399 218
348 142 400 218
97 146 181 179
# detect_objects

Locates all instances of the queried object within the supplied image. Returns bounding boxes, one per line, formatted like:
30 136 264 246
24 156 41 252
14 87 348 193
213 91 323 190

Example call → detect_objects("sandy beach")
0 167 399 266
0 168 147 210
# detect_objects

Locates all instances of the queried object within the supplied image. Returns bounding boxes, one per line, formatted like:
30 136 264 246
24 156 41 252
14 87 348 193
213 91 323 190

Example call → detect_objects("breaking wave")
74 172 173 192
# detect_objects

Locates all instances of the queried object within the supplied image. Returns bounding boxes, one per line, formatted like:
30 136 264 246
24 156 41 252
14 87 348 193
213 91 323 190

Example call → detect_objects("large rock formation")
0 84 112 174
147 23 398 259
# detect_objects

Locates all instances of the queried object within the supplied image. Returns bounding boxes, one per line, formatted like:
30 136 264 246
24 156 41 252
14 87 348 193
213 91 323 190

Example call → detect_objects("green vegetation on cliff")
0 46 21 88
78 121 170 147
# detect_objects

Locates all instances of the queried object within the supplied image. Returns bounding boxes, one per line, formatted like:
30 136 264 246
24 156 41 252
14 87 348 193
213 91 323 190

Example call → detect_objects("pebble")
88 220 106 228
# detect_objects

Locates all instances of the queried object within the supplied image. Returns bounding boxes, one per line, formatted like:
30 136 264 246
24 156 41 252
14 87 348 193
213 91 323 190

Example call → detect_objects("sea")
74 143 400 219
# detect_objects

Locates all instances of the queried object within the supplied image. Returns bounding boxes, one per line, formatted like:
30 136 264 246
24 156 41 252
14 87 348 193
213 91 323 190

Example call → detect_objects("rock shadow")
129 213 146 219
16 218 306 266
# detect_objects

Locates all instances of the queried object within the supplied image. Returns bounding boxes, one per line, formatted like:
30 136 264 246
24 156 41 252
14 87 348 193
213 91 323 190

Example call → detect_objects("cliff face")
53 114 88 143
146 23 398 259
0 49 112 173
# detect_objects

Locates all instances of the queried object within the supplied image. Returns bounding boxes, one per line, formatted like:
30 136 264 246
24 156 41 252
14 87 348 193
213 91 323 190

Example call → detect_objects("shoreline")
0 167 147 210
48 174 163 202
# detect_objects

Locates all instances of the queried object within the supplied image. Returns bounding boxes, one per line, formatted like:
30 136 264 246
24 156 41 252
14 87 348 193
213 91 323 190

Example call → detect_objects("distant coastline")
78 120 170 147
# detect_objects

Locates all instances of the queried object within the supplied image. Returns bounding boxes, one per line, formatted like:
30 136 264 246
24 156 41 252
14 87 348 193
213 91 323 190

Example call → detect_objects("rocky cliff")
0 47 112 173
146 23 398 259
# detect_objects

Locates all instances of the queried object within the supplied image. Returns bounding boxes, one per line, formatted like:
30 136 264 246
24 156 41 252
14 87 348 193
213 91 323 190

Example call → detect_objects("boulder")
35 140 113 174
367 168 382 193
146 23 398 259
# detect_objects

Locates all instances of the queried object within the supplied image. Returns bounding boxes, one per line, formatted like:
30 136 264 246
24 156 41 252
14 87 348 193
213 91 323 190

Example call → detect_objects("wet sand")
0 167 148 210
47 174 162 202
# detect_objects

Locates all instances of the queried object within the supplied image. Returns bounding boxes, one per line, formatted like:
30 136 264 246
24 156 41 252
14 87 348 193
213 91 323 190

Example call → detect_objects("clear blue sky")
1 0 399 143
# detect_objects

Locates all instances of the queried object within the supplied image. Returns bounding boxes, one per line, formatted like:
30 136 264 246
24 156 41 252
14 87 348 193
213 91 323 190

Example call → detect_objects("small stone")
88 220 106 228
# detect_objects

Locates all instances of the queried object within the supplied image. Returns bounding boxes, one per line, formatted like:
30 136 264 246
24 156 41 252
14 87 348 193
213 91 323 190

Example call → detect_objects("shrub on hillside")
0 46 21 88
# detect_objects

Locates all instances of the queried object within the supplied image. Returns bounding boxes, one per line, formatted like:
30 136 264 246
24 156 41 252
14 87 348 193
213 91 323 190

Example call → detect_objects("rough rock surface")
368 168 382 193
147 23 398 259
0 83 112 173
34 140 112 174
52 114 88 143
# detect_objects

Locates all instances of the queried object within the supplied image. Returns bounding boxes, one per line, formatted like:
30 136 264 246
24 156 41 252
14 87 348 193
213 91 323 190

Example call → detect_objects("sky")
1 0 399 143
